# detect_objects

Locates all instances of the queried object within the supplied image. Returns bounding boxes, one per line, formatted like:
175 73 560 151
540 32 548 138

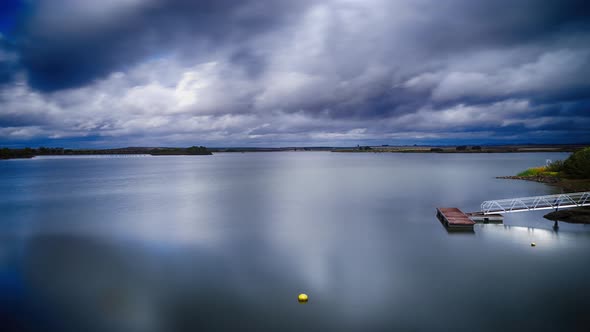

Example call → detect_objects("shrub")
545 160 564 172
563 147 590 179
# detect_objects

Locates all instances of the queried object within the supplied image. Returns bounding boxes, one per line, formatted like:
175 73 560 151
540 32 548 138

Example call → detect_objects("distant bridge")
481 192 590 215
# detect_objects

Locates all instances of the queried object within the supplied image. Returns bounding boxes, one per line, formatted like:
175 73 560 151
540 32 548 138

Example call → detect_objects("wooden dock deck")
436 208 475 231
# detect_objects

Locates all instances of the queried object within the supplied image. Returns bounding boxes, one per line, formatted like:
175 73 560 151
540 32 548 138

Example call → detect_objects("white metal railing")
481 192 590 215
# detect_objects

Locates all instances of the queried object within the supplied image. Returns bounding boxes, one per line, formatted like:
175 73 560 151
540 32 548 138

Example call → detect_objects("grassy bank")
502 147 590 192
517 167 559 177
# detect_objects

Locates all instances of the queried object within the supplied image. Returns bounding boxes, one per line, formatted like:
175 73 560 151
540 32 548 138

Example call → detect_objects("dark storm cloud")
16 0 311 91
1 0 590 145
0 112 48 127
14 0 588 92
229 48 267 78
0 37 19 85
408 0 590 49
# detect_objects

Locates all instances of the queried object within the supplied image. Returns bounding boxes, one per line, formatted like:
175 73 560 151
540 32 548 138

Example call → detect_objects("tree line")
1 146 212 159
546 147 590 179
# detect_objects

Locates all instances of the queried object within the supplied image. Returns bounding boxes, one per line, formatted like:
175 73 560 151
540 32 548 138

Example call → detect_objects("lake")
1 152 589 331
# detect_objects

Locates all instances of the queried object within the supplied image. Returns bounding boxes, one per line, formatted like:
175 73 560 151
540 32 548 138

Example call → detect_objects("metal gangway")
481 192 590 215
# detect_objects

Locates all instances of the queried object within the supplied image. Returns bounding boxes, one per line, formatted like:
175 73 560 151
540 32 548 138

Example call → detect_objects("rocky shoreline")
497 175 590 192
544 208 590 224
496 175 560 184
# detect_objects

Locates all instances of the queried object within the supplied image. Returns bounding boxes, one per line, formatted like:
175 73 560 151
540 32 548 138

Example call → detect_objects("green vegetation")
545 159 564 172
0 146 212 159
0 147 35 159
563 147 590 178
516 147 590 179
517 166 554 177
150 146 212 155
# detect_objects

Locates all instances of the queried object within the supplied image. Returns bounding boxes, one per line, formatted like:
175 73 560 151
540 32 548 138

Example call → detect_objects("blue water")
0 152 589 331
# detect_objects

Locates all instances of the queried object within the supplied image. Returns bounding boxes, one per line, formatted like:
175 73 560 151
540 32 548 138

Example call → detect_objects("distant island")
0 146 212 160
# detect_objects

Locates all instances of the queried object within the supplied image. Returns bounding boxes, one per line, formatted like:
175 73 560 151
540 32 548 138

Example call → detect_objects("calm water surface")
1 152 589 331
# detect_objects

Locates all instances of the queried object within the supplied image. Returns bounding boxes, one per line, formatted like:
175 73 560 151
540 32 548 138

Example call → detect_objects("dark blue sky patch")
0 0 24 35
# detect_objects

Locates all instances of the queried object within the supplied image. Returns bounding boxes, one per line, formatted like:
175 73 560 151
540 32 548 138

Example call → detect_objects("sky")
0 0 589 148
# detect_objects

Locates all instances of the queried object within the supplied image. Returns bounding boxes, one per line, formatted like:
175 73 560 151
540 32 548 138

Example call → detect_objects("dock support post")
553 220 559 230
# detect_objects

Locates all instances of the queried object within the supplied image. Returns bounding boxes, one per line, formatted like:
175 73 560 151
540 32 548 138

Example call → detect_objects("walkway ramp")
481 192 590 215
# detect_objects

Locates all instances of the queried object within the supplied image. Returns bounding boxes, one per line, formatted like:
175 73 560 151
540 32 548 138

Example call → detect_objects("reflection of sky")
477 220 590 251
1 152 590 331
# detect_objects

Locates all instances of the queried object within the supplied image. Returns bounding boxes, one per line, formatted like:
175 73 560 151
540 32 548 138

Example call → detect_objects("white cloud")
1 0 590 145
421 49 590 102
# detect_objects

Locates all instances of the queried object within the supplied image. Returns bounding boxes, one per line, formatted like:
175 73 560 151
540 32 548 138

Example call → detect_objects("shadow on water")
442 229 475 236
437 222 476 235
4 235 348 332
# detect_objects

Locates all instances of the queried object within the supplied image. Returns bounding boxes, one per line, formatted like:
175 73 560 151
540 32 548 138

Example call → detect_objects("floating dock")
436 208 475 231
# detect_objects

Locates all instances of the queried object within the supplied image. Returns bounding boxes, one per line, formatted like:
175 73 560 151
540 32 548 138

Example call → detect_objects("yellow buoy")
298 293 308 303
531 242 536 247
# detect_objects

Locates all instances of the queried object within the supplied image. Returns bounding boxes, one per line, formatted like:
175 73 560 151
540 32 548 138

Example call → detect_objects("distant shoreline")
1 146 211 160
330 144 583 153
2 144 585 160
497 175 590 192
211 144 583 153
